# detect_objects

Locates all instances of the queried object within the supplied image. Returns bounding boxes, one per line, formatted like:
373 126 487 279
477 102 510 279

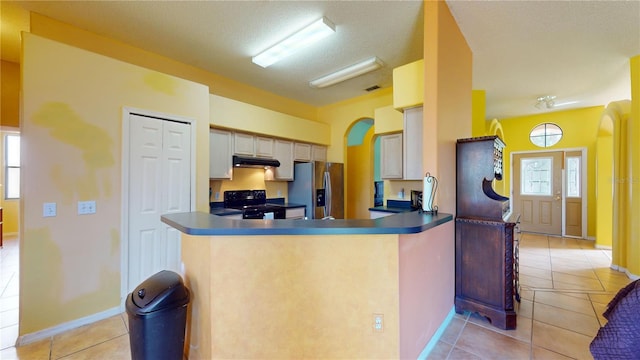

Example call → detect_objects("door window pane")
567 156 580 197
521 158 552 195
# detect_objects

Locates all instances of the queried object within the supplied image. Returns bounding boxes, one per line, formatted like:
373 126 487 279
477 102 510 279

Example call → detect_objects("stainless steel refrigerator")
288 162 344 219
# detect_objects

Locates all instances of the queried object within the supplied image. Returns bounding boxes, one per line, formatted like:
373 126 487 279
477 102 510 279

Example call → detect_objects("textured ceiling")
447 0 640 119
2 0 639 119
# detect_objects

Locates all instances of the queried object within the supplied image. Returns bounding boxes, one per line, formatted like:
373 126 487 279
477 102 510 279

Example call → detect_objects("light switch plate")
43 202 57 217
78 200 96 215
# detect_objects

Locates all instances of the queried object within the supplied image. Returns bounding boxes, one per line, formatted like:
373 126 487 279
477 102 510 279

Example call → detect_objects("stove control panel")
224 189 267 208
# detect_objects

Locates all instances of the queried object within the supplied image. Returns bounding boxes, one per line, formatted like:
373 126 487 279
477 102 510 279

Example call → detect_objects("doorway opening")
511 148 587 238
345 118 374 219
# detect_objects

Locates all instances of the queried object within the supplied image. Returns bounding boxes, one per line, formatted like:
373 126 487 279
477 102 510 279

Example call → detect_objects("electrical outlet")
43 202 57 217
78 200 97 215
373 313 384 332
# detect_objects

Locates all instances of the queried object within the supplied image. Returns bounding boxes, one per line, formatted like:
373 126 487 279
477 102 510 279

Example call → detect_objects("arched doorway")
346 119 375 219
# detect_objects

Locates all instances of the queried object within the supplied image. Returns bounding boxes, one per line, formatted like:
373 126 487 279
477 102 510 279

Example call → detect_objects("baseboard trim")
417 306 456 360
16 306 123 347
610 264 640 281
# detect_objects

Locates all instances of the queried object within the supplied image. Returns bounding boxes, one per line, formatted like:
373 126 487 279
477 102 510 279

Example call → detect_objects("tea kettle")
422 172 438 213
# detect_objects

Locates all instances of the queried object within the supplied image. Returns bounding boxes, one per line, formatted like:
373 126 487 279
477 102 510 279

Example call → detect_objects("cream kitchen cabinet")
312 145 327 162
273 139 294 180
294 142 312 161
403 106 423 180
233 132 255 155
255 136 274 158
380 133 403 179
210 129 233 179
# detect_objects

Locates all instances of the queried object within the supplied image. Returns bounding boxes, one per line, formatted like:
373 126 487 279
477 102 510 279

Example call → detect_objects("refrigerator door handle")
324 171 331 217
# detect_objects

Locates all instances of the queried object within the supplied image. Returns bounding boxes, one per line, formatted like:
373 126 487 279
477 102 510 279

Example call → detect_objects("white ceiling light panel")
252 17 336 68
309 57 385 88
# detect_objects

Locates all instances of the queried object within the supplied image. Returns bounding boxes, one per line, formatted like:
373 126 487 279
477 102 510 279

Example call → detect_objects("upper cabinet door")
380 133 403 179
273 140 294 180
403 106 423 180
210 129 233 179
294 142 312 161
255 137 274 158
312 145 327 162
233 132 255 155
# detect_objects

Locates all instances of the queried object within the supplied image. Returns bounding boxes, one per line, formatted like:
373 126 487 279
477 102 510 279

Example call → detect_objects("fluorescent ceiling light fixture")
309 57 385 88
252 17 335 68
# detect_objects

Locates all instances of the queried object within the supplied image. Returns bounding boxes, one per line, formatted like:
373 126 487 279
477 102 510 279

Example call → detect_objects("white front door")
127 113 191 291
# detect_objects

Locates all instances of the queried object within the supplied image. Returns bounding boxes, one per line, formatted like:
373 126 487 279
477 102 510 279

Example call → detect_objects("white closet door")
128 114 190 290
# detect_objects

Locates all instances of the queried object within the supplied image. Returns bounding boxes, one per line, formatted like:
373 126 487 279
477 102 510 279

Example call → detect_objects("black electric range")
223 190 285 219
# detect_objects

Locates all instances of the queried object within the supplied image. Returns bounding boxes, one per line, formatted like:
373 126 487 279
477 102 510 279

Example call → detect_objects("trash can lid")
131 270 189 312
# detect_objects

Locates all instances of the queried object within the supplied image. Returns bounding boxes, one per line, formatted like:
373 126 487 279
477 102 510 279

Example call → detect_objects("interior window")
530 123 562 147
5 134 20 199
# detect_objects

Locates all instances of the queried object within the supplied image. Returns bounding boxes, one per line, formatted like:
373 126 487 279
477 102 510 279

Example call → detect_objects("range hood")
232 155 280 168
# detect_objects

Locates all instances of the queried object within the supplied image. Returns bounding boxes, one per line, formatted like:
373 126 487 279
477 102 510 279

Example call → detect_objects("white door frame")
510 147 587 238
120 107 197 307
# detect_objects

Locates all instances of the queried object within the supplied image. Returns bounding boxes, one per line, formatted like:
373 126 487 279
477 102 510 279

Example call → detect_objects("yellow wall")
374 105 403 134
318 87 393 162
346 126 375 219
30 13 317 122
472 90 487 137
393 59 424 110
625 55 640 275
499 106 604 238
20 33 210 334
1 60 21 128
210 95 330 145
596 102 624 249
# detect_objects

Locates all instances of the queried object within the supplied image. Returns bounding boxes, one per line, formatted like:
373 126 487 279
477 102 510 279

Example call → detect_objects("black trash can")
126 270 190 360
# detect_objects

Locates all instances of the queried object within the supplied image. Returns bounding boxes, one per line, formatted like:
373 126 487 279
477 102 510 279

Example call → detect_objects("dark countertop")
161 210 453 236
368 206 417 214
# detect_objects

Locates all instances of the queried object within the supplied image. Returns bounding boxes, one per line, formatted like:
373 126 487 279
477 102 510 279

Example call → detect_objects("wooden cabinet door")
380 133 403 179
210 129 233 179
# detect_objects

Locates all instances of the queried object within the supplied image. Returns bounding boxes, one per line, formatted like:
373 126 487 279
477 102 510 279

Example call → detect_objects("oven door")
242 208 264 219
242 207 286 219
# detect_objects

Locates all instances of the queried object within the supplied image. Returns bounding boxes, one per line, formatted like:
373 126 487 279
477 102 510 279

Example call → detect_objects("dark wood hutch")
455 136 520 330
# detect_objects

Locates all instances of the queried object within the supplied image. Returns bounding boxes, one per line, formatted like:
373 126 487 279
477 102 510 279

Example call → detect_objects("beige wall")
20 33 210 334
182 233 401 359
424 0 472 215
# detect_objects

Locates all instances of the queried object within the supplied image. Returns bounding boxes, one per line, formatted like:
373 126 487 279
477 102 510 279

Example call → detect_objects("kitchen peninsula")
161 211 454 359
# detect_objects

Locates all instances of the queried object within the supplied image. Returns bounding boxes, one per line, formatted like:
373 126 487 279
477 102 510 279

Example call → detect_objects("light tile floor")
428 233 633 360
0 233 633 359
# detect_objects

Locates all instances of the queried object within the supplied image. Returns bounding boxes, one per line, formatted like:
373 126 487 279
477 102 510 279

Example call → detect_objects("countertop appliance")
288 162 344 219
223 189 285 219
